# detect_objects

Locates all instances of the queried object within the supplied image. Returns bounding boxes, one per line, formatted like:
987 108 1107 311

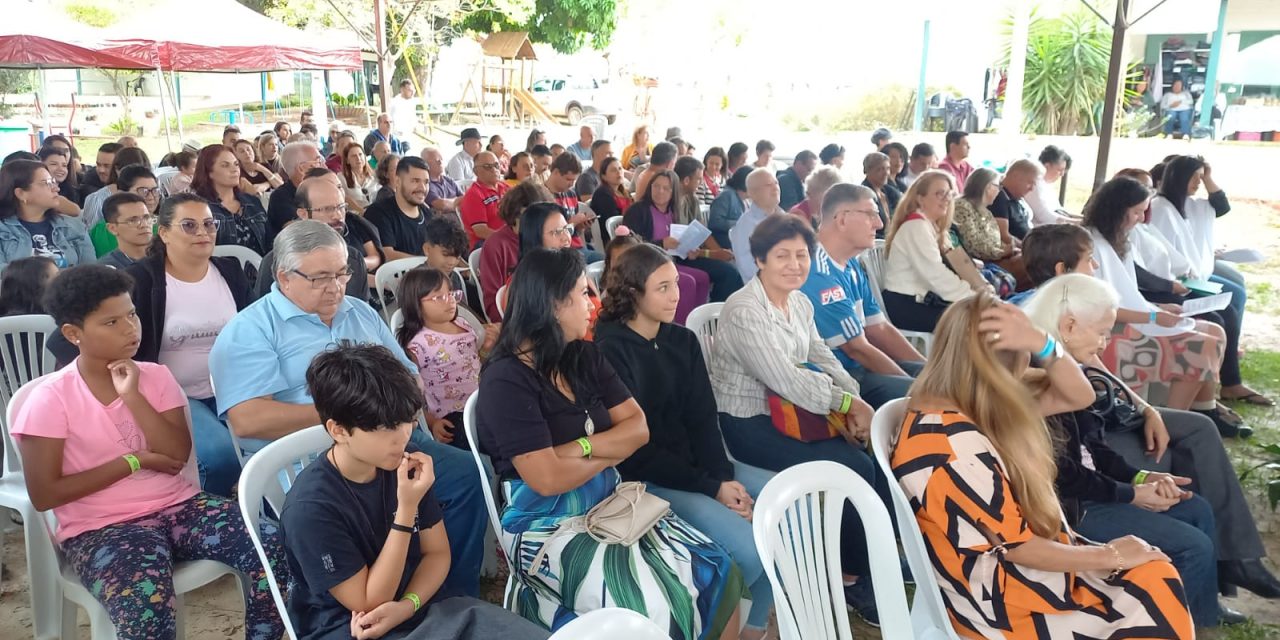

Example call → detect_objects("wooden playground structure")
450 31 557 126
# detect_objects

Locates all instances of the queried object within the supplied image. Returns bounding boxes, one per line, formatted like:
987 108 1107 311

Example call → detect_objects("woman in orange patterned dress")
891 293 1194 639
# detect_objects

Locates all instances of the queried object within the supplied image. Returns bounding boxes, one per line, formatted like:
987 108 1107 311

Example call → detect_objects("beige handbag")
527 481 670 575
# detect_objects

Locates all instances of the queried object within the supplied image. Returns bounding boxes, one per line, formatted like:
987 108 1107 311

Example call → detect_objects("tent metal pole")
1092 0 1129 190
155 65 174 153
168 71 185 141
1199 0 1229 130
914 19 930 131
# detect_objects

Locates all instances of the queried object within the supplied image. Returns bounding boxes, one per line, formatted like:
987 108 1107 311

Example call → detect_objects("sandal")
1220 391 1275 406
1215 402 1244 426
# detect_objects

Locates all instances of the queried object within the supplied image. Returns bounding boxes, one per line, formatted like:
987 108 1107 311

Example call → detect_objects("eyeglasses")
848 207 880 219
546 225 575 238
132 187 161 198
475 162 501 171
423 289 465 304
290 268 353 289
930 189 956 200
115 215 155 229
34 178 58 189
307 203 348 218
176 218 221 235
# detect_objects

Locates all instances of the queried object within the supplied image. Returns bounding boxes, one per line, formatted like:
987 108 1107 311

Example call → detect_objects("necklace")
327 447 388 541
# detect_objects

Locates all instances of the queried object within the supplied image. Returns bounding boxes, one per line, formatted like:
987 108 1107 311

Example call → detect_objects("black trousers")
883 290 949 333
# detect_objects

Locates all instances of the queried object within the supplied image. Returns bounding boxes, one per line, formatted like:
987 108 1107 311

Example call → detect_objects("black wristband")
389 522 416 534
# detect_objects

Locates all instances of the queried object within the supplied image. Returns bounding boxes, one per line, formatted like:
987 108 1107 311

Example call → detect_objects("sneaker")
844 578 880 628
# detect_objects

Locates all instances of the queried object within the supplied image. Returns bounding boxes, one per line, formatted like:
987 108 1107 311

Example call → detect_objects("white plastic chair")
7 376 249 640
374 256 429 323
237 424 332 640
462 392 516 609
753 460 913 640
549 607 671 640
868 398 962 640
495 284 508 319
389 307 485 343
468 247 484 283
685 302 723 370
856 245 934 356
585 260 606 289
605 215 624 239
212 244 264 270
0 314 57 475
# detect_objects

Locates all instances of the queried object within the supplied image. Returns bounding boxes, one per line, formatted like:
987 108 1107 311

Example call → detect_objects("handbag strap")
525 483 648 576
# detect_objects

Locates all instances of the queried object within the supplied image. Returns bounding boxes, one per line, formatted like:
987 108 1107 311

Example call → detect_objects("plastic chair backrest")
237 424 332 640
0 314 57 475
585 261 605 289
391 307 485 342
462 393 504 547
468 248 484 284
868 398 962 640
212 244 264 270
856 245 888 320
605 215 623 239
495 285 508 319
753 460 913 640
549 607 670 640
374 256 429 322
685 302 723 372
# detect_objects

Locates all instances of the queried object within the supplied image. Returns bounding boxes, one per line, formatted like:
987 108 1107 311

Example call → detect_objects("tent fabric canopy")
101 0 361 72
1219 35 1280 86
0 3 152 69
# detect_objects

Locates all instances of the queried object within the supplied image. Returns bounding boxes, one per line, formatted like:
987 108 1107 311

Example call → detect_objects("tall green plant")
1001 8 1130 135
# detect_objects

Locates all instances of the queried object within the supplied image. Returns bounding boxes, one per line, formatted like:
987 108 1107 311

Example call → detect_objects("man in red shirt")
937 130 974 190
458 151 509 249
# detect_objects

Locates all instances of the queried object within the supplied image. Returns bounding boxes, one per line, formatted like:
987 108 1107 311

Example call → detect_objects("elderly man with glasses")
210 219 489 600
457 151 509 250
252 176 371 300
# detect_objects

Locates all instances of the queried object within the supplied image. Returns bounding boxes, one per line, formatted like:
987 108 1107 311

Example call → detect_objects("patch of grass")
1246 282 1280 315
1203 619 1280 640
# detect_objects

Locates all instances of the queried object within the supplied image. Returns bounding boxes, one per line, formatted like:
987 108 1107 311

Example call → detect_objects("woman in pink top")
395 267 497 451
11 265 284 640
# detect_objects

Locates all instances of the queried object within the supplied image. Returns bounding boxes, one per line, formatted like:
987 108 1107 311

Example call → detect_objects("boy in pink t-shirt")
11 265 285 640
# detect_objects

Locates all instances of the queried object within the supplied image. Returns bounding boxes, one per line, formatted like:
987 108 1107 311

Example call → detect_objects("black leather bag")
1083 366 1146 433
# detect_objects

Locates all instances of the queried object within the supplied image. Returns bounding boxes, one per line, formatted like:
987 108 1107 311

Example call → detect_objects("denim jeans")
848 361 924 409
645 461 776 629
719 412 891 577
189 396 242 498
241 425 489 598
1076 497 1218 627
1164 109 1192 136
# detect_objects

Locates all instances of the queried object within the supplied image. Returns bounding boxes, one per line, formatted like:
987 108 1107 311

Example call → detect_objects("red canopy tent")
0 3 153 69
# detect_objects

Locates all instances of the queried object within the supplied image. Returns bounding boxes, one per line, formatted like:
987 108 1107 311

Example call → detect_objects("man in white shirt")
730 168 785 282
446 127 482 183
901 142 936 188
387 80 418 149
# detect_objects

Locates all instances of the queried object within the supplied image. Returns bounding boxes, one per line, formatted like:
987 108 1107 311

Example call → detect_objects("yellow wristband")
123 453 141 474
839 392 853 415
402 592 421 612
575 437 592 458
1132 470 1150 486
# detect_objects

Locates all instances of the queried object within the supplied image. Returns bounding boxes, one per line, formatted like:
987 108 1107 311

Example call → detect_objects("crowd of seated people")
3 117 1279 640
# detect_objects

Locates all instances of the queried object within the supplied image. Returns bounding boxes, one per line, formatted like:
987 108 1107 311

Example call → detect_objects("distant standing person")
388 79 419 150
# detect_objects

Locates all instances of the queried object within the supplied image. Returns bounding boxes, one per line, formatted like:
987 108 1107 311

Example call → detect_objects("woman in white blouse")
1027 145 1080 225
1149 156 1266 406
709 213 888 624
339 141 379 214
882 170 985 332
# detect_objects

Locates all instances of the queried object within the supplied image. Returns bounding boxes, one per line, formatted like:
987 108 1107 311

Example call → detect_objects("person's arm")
900 222 973 300
1051 413 1136 505
864 321 925 363
226 397 322 439
53 195 81 216
19 436 184 511
838 335 907 376
112 362 191 461
590 189 620 221
1203 166 1230 217
361 241 382 272
241 176 270 195
1135 264 1176 294
429 195 458 213
719 302 849 415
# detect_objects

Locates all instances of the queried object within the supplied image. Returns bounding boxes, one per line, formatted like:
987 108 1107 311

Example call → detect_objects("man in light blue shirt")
565 125 594 162
798 184 924 408
729 168 785 282
209 220 486 597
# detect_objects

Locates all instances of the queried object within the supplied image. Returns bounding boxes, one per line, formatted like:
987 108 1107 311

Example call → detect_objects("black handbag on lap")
1083 366 1146 433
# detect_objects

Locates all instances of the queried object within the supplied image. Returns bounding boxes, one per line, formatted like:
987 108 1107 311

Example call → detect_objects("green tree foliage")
460 0 618 53
1001 8 1120 135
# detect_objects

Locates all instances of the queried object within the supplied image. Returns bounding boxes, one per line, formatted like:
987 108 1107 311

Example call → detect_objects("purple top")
650 204 673 242
427 175 463 205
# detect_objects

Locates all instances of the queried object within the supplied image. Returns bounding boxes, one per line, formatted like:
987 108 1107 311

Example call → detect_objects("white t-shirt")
388 94 417 137
157 266 238 399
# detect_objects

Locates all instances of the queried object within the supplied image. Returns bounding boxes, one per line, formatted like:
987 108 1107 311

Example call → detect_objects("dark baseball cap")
457 127 482 145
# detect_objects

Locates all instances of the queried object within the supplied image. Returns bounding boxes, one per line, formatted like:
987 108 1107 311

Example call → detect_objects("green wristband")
402 592 422 612
1132 470 1150 486
839 392 853 415
123 453 141 474
576 437 592 458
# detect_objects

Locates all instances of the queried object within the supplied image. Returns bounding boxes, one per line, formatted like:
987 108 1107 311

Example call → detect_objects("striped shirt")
800 244 886 371
710 277 859 418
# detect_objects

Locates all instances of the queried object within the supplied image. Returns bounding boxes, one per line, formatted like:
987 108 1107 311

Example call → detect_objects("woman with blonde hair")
620 125 652 170
893 293 1194 639
882 170 986 332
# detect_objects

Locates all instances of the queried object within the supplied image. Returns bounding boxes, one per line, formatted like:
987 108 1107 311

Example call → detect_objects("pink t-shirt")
407 320 480 416
11 361 198 543
157 266 237 399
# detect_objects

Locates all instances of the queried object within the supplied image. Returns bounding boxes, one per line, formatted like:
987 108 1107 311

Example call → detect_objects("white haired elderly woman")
789 166 841 229
1023 273 1280 602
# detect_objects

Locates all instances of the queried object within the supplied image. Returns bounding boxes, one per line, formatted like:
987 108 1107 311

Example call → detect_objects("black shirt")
989 187 1031 241
777 167 805 211
595 321 734 497
211 193 270 255
476 344 632 479
365 198 430 256
280 452 446 640
344 213 384 262
18 218 67 267
266 181 300 247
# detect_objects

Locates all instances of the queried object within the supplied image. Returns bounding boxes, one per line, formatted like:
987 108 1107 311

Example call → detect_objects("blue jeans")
646 461 776 629
848 361 924 409
719 412 889 577
189 396 242 498
1076 497 1218 627
407 429 488 598
579 246 604 263
1164 109 1192 136
1209 268 1246 322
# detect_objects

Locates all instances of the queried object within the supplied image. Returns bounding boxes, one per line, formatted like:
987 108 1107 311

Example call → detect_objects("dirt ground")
5 130 1280 639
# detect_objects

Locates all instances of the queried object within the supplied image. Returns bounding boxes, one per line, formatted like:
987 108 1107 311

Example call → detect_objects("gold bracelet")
1104 543 1124 580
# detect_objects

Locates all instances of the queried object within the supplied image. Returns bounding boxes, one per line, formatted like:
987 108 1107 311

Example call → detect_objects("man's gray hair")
281 140 320 175
820 182 875 220
274 219 347 275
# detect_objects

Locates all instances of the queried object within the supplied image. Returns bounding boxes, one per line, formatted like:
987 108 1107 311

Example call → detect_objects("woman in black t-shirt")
475 248 745 638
